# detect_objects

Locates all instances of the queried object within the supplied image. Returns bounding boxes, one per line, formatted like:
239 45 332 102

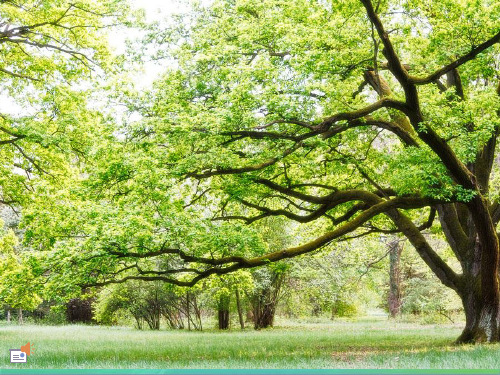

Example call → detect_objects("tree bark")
457 289 500 343
6 308 11 323
455 238 500 343
252 272 284 329
388 239 403 318
217 295 230 330
235 289 245 329
18 308 23 325
253 297 276 329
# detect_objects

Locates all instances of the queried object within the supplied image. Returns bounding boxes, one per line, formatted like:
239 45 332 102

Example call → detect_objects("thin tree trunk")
7 308 11 323
186 292 191 331
18 308 23 325
235 289 245 329
388 239 403 318
193 295 203 331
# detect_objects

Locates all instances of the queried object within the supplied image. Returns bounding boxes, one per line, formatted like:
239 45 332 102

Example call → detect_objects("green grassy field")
2 319 500 369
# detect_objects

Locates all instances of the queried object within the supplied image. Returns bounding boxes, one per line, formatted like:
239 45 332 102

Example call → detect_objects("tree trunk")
18 308 23 324
186 291 191 331
6 308 11 323
235 289 245 329
388 197 500 344
217 295 230 330
455 236 500 343
193 295 203 331
388 239 403 318
254 299 276 329
457 287 500 343
252 272 284 329
218 308 229 330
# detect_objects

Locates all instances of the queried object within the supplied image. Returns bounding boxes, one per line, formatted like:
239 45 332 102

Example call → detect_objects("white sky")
0 1 191 115
108 0 192 88
139 0 188 20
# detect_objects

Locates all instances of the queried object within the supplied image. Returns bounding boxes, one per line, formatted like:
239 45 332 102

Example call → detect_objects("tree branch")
411 31 500 85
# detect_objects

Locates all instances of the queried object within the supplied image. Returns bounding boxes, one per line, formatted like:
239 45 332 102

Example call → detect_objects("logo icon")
10 343 33 364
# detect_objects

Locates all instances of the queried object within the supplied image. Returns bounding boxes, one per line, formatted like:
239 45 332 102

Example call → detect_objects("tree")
0 0 129 321
0 0 128 208
0 224 42 323
388 239 404 317
25 0 500 343
204 270 253 329
249 263 288 329
282 238 385 319
398 248 462 322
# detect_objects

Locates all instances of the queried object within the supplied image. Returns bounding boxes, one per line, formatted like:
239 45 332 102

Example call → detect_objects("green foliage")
331 299 359 318
0 221 42 312
0 0 131 209
10 1 499 342
95 281 179 329
401 278 459 318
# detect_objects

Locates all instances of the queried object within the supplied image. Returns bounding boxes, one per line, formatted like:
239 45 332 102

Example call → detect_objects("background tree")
248 265 285 329
0 0 129 204
0 222 41 323
388 238 404 318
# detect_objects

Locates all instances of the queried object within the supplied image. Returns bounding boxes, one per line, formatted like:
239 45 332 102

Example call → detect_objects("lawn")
2 318 500 369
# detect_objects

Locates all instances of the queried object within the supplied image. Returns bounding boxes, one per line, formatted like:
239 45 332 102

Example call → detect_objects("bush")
332 299 359 318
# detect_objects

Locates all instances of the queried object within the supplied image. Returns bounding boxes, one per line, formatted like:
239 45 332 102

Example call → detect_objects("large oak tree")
29 0 500 343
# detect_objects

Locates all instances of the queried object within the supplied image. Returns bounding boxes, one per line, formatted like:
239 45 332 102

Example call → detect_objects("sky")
108 0 192 87
138 0 187 20
0 1 191 115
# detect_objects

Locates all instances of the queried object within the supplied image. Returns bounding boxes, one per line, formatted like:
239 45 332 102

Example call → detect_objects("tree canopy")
14 0 500 343
0 0 128 206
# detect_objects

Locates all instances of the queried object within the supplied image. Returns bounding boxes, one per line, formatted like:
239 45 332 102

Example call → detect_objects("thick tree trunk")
254 300 276 329
457 288 500 343
218 309 229 330
389 198 500 344
217 295 230 330
455 231 500 343
252 279 282 329
388 239 403 318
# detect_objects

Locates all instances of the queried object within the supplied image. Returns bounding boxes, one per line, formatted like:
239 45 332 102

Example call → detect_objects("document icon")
10 349 27 363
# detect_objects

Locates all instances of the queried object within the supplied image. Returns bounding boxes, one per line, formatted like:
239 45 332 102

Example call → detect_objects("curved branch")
322 118 417 146
254 178 328 204
86 194 416 288
386 209 461 291
316 97 409 131
187 142 301 179
411 31 500 85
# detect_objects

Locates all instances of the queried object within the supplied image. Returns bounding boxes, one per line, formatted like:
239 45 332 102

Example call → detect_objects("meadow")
2 318 500 369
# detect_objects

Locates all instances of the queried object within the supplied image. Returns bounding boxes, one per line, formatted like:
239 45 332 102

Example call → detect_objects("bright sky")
139 0 187 20
0 1 191 115
108 0 192 87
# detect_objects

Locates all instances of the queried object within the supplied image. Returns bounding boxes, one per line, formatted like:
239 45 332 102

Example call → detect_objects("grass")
2 318 500 369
